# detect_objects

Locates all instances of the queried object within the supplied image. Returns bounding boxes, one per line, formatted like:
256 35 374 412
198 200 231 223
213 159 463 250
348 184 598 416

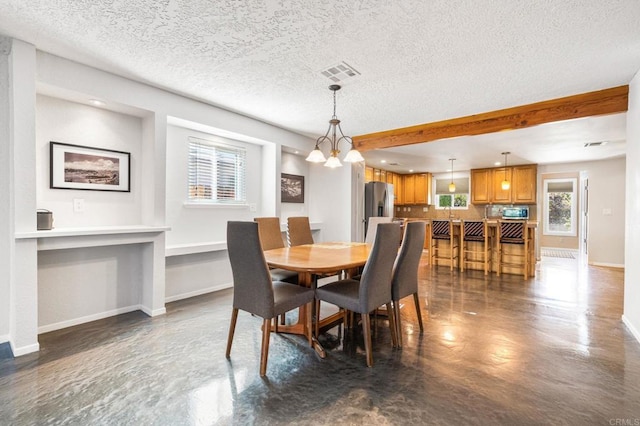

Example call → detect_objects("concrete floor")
1 255 639 425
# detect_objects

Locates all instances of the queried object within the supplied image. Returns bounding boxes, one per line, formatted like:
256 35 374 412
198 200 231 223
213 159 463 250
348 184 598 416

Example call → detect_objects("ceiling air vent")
584 141 608 147
320 61 361 83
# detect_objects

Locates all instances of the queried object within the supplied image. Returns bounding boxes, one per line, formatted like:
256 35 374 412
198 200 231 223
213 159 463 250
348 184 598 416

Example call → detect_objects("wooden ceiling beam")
353 85 629 151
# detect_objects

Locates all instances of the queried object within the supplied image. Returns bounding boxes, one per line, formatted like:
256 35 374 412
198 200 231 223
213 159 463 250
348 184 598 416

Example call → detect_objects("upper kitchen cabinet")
414 173 432 205
471 169 491 204
365 166 374 182
393 173 404 205
471 164 537 204
511 165 537 204
403 174 416 204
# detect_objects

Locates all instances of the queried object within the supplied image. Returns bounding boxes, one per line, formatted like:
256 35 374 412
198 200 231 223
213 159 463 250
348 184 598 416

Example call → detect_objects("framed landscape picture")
50 142 131 192
281 173 304 203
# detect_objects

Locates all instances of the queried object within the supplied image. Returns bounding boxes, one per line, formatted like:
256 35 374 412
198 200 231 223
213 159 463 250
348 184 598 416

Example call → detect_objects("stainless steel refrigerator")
364 181 394 236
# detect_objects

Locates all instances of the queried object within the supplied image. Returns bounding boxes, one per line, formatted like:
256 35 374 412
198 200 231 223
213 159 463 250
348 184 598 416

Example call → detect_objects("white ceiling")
1 0 639 172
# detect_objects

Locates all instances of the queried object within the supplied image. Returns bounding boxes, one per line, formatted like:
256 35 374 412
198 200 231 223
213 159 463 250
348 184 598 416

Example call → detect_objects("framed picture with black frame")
50 141 131 192
281 173 304 203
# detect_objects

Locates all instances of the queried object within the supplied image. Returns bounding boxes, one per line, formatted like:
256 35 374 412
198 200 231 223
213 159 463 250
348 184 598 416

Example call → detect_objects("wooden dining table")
263 241 371 357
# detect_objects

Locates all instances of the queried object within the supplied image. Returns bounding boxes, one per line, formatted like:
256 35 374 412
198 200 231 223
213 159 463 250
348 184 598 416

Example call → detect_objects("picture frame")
281 173 304 203
50 142 131 192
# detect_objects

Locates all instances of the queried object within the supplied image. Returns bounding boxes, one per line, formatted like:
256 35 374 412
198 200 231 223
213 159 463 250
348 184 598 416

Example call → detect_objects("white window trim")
543 178 577 236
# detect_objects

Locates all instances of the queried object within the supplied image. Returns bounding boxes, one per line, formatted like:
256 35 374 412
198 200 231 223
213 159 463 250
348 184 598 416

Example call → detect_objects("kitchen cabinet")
403 174 416 204
400 172 431 205
365 166 373 182
379 169 387 182
414 173 431 204
470 164 537 204
386 171 395 184
511 165 537 204
373 168 381 182
471 169 491 204
393 173 404 205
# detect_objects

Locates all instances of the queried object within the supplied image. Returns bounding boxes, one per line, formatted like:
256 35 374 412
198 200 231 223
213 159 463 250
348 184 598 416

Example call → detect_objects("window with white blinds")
188 137 246 204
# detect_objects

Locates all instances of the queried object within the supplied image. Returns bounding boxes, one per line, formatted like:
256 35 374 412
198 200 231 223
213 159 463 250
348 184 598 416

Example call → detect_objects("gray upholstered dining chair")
225 221 314 376
391 221 426 348
315 222 401 367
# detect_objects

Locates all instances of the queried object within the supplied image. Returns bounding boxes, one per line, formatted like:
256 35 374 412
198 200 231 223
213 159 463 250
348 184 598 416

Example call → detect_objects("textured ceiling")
1 0 639 171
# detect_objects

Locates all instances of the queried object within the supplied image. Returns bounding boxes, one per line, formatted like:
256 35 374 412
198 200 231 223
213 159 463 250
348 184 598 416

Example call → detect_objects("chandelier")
305 85 364 168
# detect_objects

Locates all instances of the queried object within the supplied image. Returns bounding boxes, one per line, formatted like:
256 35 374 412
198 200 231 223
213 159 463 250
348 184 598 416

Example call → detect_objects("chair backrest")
365 216 393 244
431 220 451 239
287 216 314 246
254 217 286 250
499 220 526 244
462 220 486 242
227 221 276 318
359 222 402 313
391 221 426 301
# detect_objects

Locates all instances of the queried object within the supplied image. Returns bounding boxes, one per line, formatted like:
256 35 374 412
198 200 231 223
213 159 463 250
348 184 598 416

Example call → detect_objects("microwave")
502 206 529 220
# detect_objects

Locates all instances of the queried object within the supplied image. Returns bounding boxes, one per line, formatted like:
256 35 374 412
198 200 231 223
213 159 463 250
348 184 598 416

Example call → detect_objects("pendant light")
448 158 456 192
501 152 511 190
305 85 365 168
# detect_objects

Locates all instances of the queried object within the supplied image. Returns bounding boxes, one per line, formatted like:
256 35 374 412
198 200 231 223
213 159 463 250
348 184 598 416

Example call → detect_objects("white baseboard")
622 315 640 345
10 341 40 357
0 334 9 344
139 306 167 317
590 262 624 269
38 305 142 334
165 282 232 303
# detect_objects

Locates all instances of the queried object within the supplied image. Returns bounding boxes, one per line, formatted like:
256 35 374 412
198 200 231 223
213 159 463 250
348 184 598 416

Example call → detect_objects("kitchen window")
543 178 577 236
434 176 469 209
187 137 246 204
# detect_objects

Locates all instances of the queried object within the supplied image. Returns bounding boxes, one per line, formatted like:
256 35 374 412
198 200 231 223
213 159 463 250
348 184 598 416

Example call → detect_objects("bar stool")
496 220 531 279
460 220 491 275
430 219 459 271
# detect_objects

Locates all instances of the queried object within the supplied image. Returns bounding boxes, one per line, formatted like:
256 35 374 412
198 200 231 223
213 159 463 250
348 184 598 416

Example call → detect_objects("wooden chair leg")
259 318 271 376
226 308 239 358
413 293 424 332
393 300 403 348
361 313 373 367
315 299 321 338
386 302 398 348
306 302 313 347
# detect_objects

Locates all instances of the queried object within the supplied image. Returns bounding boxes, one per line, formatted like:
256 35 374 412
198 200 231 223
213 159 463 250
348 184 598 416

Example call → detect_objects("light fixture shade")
305 148 326 163
501 180 511 190
324 155 342 168
449 182 456 193
343 148 365 163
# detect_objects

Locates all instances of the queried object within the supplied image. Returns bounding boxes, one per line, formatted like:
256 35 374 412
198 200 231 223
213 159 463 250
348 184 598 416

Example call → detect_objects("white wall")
538 157 626 267
36 95 143 227
309 163 354 242
0 37 11 341
38 245 142 331
280 151 309 220
624 71 640 343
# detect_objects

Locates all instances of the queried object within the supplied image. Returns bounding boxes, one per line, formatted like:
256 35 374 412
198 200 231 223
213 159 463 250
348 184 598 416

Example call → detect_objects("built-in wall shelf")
15 225 170 251
165 241 227 257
